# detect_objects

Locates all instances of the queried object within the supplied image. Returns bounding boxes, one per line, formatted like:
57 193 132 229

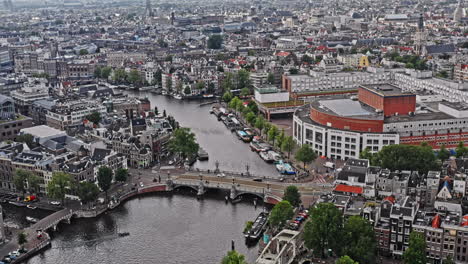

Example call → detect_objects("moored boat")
259 151 274 163
198 148 209 161
9 201 26 207
245 212 269 240
276 160 296 175
26 216 39 223
27 205 37 210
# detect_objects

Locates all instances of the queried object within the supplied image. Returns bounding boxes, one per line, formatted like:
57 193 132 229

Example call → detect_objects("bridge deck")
33 209 72 231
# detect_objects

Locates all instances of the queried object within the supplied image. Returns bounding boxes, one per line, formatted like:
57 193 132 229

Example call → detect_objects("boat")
249 141 271 152
276 160 296 175
27 205 37 210
118 232 130 237
259 151 274 163
268 151 282 163
198 148 209 161
26 216 39 223
202 94 214 98
245 212 269 240
9 201 26 207
236 130 252 142
161 90 168 96
173 94 183 100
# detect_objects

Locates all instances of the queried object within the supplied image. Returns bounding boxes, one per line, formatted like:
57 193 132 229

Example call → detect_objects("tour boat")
259 151 275 163
276 160 296 175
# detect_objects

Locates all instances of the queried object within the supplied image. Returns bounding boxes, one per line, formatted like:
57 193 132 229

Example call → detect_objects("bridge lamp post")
245 164 250 177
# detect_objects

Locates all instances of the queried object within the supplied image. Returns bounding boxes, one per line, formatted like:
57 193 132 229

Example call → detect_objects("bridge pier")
230 185 237 200
197 181 205 196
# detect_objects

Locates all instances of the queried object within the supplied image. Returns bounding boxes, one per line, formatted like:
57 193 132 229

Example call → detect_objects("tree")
86 111 101 125
373 144 439 175
47 171 72 204
76 181 100 207
438 144 451 161
127 69 141 85
341 216 376 264
267 125 279 146
303 203 343 258
97 166 113 200
222 91 233 103
237 69 250 90
101 66 112 79
228 97 242 111
18 232 27 250
281 136 295 159
359 147 376 165
269 200 294 229
276 129 285 149
195 81 205 90
115 168 129 182
267 73 275 84
221 250 248 264
207 82 216 94
112 68 127 83
13 169 29 195
247 100 258 115
243 221 254 233
295 144 317 169
254 116 265 135
79 49 88 55
184 86 191 95
168 128 199 160
245 111 256 125
94 66 102 78
403 232 427 264
336 256 358 264
240 87 250 97
283 186 301 207
15 134 34 148
456 141 468 158
207 34 223 49
27 174 41 194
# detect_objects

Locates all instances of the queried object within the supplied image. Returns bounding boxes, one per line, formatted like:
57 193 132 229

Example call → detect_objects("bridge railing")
172 179 270 195
186 168 282 181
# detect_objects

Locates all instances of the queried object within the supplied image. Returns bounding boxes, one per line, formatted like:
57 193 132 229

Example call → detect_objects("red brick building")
358 84 416 117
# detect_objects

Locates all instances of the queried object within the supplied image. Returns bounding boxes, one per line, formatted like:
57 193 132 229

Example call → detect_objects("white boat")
27 205 37 210
259 151 274 163
173 94 183 100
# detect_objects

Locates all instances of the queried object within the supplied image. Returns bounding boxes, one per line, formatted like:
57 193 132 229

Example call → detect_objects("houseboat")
236 130 252 142
259 151 274 163
276 160 296 175
245 212 269 240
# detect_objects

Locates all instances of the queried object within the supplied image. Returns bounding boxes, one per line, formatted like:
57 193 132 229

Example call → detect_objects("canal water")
128 92 281 178
19 93 279 264
25 192 264 264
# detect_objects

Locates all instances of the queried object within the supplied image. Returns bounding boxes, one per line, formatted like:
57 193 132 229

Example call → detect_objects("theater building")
293 83 468 160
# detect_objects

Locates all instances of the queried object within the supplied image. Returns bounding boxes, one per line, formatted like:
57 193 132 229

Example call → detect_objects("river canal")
128 92 281 177
24 192 264 264
18 93 277 264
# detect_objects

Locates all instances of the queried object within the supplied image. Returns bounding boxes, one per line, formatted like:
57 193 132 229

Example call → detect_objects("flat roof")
21 125 65 138
360 84 415 97
320 99 373 117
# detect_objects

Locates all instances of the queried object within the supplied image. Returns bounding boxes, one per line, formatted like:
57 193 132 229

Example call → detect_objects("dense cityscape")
1 0 468 263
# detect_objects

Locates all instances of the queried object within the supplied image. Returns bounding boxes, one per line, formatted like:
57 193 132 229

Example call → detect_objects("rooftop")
360 84 414 97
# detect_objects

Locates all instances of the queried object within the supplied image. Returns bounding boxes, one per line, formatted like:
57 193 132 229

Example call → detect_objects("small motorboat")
27 205 37 210
173 94 183 100
118 232 130 237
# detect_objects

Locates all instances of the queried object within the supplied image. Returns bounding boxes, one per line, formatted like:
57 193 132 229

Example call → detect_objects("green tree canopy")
195 81 205 90
240 87 250 97
47 171 72 203
438 144 451 161
168 128 199 160
289 68 299 74
283 186 301 207
269 200 294 229
295 144 317 169
456 141 468 158
236 69 250 90
127 69 141 85
15 134 34 148
255 116 265 135
281 136 295 159
221 250 248 264
18 232 27 250
76 181 100 206
336 256 358 264
222 91 233 103
267 73 275 84
373 144 438 174
267 125 279 146
304 203 343 258
79 49 88 55
184 86 191 95
101 66 112 79
115 168 129 182
86 111 101 124
245 111 256 125
275 129 285 149
341 216 376 264
208 34 223 49
403 232 427 264
13 169 30 195
112 68 127 83
97 166 113 199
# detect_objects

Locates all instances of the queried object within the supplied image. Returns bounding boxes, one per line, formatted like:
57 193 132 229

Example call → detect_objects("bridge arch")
173 185 199 193
232 192 264 201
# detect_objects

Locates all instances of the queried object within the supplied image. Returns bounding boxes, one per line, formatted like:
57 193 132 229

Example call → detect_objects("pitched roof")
334 184 363 194
425 44 456 54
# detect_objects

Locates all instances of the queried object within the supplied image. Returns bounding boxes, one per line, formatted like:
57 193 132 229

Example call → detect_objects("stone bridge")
168 175 284 204
33 208 74 231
